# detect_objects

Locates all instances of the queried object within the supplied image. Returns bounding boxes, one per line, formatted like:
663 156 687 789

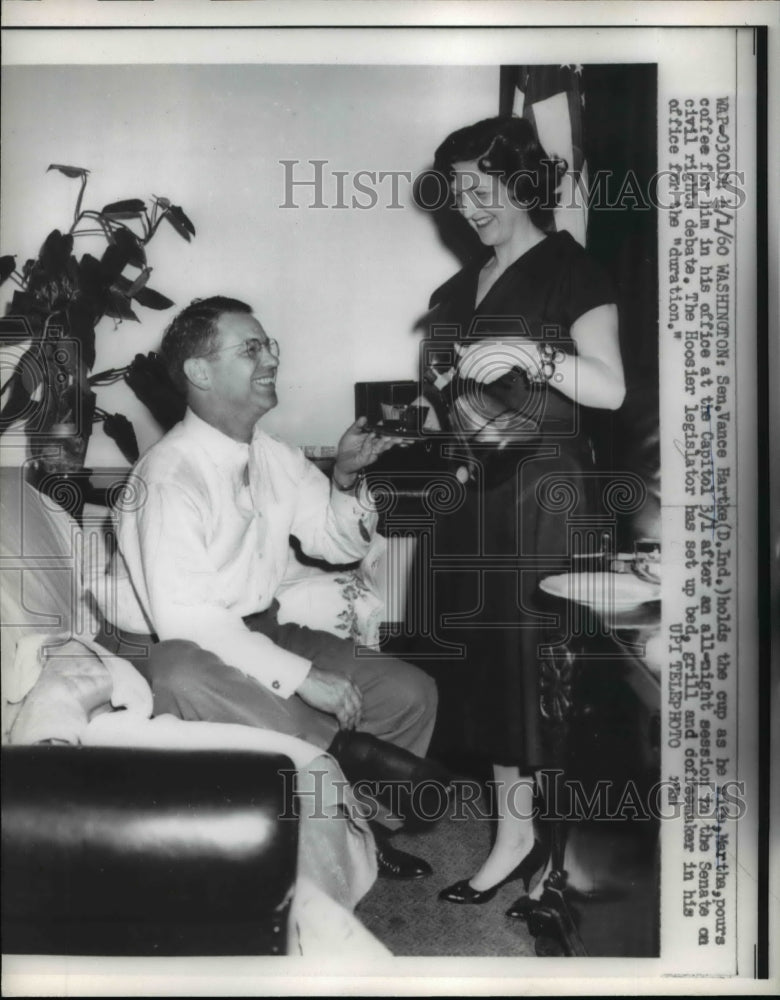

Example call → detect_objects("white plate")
539 572 660 610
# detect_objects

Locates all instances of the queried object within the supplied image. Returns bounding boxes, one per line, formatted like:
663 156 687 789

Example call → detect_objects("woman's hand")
456 305 626 412
456 339 539 384
332 416 399 488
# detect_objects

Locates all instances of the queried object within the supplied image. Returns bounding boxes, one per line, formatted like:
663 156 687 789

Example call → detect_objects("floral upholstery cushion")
275 534 387 648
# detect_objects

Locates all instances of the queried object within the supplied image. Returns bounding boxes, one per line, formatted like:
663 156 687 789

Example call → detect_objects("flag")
499 65 589 247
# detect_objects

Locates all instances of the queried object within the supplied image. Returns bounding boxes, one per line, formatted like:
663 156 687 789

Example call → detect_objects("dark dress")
420 230 616 768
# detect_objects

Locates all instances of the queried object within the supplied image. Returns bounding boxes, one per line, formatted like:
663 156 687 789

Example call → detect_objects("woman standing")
420 115 625 912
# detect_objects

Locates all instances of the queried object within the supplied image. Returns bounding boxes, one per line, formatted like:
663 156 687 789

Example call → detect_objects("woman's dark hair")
161 295 253 392
431 115 567 231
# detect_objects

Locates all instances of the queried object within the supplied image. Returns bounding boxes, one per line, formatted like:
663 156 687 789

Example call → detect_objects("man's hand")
296 665 363 729
333 416 398 487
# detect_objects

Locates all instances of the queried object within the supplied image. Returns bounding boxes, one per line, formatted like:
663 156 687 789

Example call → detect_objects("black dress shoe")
439 839 549 905
328 730 452 829
376 841 433 880
506 894 537 920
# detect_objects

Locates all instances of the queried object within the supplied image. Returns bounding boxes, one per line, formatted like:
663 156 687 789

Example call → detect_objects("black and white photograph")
1 2 775 996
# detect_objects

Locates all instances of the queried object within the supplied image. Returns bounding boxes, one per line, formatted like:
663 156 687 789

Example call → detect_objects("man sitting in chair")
101 296 440 878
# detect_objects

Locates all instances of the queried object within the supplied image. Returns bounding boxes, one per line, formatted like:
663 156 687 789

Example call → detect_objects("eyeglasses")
203 337 280 362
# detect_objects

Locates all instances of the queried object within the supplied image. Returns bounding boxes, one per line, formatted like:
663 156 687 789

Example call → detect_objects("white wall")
1 63 498 465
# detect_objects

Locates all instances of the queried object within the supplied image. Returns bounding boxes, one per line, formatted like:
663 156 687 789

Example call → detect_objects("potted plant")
0 163 193 499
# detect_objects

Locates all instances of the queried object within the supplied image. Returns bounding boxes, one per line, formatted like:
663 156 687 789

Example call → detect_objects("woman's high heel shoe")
438 839 549 905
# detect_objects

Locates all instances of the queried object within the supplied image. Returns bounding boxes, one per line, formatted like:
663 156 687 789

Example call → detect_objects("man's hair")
161 296 253 393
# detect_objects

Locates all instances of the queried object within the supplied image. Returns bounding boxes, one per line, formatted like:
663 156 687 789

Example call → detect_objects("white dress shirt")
105 409 377 698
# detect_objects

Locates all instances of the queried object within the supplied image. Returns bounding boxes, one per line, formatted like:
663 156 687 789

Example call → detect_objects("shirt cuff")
267 648 312 699
189 626 313 700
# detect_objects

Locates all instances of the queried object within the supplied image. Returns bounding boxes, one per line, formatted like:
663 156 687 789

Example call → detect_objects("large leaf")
0 256 16 285
65 254 79 285
38 229 75 276
110 226 146 268
101 198 146 218
2 288 46 339
47 163 89 179
133 285 174 310
171 205 195 236
125 267 151 297
8 290 35 314
100 240 133 282
77 386 97 432
0 315 35 344
67 298 97 370
125 352 186 431
111 274 135 295
163 204 196 242
77 253 109 311
113 271 173 310
104 289 139 322
102 413 139 464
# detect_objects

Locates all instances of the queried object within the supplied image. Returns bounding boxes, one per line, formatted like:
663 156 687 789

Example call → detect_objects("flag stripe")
502 63 589 247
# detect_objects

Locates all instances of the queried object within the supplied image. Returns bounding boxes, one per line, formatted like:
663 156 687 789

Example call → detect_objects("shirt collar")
182 408 251 468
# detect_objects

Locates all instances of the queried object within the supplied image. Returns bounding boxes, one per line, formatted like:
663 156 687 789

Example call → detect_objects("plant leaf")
77 253 109 310
47 163 90 179
162 205 194 242
111 274 133 295
125 266 151 297
110 227 146 268
7 289 50 338
112 273 173 310
102 413 140 463
38 229 75 274
0 256 16 285
133 285 174 310
67 299 97 370
171 205 195 236
125 351 186 431
100 241 132 281
153 195 171 209
0 315 35 344
8 290 35 314
104 289 139 322
170 204 195 236
101 198 146 217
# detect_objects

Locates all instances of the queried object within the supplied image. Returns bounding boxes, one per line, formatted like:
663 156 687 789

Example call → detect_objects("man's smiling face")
204 311 279 422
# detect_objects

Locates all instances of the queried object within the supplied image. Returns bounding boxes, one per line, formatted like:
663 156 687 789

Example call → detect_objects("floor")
356 784 659 958
356 786 541 957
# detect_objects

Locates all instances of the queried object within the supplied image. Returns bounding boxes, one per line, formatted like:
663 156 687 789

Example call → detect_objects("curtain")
500 64 588 246
500 65 660 544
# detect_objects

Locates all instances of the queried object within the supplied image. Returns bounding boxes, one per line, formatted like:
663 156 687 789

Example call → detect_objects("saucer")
539 571 661 610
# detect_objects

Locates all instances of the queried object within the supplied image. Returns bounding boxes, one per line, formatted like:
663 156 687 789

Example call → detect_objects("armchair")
1 470 301 956
2 745 297 956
